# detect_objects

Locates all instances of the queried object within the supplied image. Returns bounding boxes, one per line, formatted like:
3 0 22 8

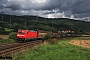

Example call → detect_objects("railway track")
0 40 42 57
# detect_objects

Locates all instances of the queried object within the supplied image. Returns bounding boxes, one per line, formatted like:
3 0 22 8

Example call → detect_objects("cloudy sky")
0 0 90 19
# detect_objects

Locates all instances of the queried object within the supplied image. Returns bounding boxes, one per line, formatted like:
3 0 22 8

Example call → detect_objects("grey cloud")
72 0 90 14
0 0 61 10
74 13 90 18
0 0 90 19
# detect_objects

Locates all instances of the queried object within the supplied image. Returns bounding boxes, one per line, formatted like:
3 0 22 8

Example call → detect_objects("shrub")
9 32 16 40
0 39 16 44
42 34 51 41
0 30 9 35
0 38 2 40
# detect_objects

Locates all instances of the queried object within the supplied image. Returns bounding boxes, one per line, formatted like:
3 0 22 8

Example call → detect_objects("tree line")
0 14 90 35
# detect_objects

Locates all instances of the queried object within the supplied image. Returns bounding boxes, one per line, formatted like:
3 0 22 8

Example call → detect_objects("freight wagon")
16 29 73 42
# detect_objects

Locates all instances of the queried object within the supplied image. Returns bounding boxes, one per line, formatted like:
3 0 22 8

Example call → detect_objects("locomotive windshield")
18 31 25 34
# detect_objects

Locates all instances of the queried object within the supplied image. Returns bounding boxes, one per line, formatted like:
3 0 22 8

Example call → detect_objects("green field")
0 39 16 44
0 33 16 44
0 35 16 44
13 38 90 60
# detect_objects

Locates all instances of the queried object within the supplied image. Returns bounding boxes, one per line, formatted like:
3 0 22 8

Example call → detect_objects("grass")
13 38 90 60
0 39 16 44
0 34 16 44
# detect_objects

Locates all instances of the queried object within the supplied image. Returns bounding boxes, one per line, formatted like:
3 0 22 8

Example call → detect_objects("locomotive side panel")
16 29 38 42
27 30 38 39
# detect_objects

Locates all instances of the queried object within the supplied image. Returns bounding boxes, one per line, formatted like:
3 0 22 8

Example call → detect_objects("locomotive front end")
16 29 26 42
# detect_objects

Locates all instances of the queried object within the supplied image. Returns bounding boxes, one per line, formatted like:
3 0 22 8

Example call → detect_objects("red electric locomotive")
16 29 38 42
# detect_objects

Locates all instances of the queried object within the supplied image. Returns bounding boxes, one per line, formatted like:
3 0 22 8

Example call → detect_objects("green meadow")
0 39 15 44
13 38 90 60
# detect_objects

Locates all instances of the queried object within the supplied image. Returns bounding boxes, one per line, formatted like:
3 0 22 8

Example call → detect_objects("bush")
43 34 51 41
0 39 16 44
9 32 16 40
0 38 2 40
0 30 9 35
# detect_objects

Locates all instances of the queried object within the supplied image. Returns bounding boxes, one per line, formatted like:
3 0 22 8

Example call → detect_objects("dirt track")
68 40 90 48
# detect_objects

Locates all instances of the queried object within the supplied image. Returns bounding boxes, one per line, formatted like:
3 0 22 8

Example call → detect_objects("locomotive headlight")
22 35 25 36
17 34 19 36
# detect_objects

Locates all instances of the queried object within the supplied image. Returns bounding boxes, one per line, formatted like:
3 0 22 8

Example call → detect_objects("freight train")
16 29 47 42
16 29 73 42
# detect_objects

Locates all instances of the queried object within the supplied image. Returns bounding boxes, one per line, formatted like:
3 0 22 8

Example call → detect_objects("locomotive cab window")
18 31 25 34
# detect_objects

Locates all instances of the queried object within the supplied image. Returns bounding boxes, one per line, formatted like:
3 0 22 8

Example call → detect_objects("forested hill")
0 14 90 35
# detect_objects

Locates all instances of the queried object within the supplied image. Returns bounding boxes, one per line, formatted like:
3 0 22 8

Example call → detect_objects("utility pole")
10 17 12 32
10 17 11 25
45 19 46 24
52 22 53 29
36 15 38 23
52 22 53 37
2 11 4 22
25 22 27 29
